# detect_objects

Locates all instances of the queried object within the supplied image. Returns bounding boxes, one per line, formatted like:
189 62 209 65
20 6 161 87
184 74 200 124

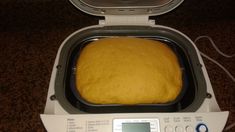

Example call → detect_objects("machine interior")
54 26 207 113
66 37 195 113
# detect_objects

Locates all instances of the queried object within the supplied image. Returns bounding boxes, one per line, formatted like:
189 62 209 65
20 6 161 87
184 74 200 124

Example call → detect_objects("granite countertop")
0 0 235 131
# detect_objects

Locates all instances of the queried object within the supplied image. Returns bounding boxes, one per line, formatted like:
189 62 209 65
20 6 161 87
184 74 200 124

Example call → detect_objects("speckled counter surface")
0 0 235 131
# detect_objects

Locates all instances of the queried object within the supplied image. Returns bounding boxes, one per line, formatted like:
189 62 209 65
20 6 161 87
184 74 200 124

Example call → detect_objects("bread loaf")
76 37 182 105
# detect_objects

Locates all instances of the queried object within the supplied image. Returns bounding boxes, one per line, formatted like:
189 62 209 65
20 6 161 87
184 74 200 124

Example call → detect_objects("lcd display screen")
122 122 151 132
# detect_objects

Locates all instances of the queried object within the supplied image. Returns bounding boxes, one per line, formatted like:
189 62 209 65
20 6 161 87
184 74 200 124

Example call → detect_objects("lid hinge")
99 15 155 26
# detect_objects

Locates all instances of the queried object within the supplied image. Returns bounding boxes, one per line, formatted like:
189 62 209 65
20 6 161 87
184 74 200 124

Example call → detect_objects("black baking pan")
54 26 207 113
68 37 188 113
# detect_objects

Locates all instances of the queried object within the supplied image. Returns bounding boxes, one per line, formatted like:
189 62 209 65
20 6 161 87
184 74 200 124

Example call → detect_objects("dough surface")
76 37 182 104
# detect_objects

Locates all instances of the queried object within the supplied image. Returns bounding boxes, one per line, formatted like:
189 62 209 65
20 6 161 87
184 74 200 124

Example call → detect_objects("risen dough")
76 37 182 104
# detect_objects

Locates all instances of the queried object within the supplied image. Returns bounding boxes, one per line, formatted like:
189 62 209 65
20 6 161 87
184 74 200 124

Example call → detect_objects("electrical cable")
194 36 235 131
194 36 235 83
199 52 235 82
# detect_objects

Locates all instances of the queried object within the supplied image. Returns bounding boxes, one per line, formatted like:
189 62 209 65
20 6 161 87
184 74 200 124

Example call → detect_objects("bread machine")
40 0 229 131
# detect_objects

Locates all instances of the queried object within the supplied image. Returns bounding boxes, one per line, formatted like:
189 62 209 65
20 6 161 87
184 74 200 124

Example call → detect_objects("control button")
196 123 208 132
185 125 194 132
164 125 173 132
175 126 184 132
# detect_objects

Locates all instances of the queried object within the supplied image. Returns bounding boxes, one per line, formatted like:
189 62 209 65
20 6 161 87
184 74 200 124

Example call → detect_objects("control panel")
41 112 228 132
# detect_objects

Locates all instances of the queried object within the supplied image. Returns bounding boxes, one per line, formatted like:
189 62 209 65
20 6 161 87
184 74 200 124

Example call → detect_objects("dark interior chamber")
54 26 207 114
66 37 193 113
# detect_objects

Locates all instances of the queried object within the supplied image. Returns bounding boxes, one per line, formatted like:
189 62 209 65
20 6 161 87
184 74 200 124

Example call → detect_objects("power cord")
194 36 235 131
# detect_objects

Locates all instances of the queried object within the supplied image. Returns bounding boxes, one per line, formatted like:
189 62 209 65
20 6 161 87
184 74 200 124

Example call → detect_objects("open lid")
70 0 183 16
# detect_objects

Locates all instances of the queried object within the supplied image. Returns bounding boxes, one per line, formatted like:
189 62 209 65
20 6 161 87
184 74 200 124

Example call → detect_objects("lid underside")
70 0 183 16
82 0 172 7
